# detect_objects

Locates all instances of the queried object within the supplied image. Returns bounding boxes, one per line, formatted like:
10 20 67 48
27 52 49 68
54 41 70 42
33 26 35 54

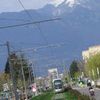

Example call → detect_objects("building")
48 68 58 80
35 76 51 90
82 45 100 62
48 68 59 88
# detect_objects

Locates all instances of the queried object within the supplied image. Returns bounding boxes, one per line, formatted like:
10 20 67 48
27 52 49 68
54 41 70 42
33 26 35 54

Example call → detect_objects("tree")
5 59 10 74
0 72 10 91
70 60 80 79
4 53 34 88
86 53 100 79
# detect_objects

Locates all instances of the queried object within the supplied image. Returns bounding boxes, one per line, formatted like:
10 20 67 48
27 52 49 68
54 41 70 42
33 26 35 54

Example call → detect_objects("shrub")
66 89 91 100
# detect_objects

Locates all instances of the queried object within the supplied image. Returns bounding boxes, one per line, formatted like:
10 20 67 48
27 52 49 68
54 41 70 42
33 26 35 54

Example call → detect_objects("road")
73 87 100 100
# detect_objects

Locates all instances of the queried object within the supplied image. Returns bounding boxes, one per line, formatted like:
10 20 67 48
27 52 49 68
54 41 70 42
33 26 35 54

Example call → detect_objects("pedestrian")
91 80 95 87
87 79 91 87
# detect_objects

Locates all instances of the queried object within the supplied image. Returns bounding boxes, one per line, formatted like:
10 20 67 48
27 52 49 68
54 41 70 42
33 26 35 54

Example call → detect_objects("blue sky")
0 0 53 13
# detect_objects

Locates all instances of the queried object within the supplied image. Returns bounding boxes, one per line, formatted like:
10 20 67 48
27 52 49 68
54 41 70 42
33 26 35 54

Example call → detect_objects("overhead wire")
16 0 62 71
37 23 50 44
10 0 71 75
12 42 66 53
17 0 33 19
17 0 51 46
0 18 30 22
0 18 61 29
15 0 61 52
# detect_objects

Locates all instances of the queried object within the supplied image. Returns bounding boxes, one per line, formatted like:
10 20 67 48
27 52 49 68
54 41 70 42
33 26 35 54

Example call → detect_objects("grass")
31 92 54 100
64 89 90 100
64 91 78 100
31 89 90 100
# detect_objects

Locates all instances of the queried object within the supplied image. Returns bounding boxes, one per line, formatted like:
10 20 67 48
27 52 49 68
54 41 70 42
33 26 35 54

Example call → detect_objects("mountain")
0 0 100 76
50 0 79 7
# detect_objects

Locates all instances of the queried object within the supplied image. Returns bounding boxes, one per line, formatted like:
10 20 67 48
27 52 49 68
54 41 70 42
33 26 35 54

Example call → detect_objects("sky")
0 0 75 13
0 0 52 13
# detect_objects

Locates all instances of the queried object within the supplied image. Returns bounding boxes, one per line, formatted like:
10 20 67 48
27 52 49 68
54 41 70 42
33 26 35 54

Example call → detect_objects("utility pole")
6 41 19 100
62 60 70 83
62 60 67 81
20 58 28 100
28 66 32 85
28 60 34 84
31 61 36 82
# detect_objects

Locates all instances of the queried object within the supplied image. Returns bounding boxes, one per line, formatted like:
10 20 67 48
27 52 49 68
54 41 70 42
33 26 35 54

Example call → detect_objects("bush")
31 91 54 100
64 84 72 92
66 89 97 100
66 89 91 100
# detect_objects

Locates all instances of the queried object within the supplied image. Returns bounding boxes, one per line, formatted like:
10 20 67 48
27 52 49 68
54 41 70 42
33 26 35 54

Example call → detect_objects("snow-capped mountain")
49 0 100 11
50 0 80 7
48 0 100 16
0 0 100 75
49 0 89 16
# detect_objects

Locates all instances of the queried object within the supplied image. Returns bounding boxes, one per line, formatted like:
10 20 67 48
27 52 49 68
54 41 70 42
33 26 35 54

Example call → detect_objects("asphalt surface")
73 87 100 100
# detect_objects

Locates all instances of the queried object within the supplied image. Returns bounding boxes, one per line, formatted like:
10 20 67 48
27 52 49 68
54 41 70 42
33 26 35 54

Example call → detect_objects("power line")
16 0 59 63
37 24 49 44
0 18 61 29
0 18 30 22
17 0 32 19
13 42 65 53
16 0 46 22
16 0 52 46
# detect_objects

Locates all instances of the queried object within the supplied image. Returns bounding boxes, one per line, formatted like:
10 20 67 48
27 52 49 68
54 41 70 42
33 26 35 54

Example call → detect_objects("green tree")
0 73 10 91
86 53 100 79
70 60 80 79
5 53 34 88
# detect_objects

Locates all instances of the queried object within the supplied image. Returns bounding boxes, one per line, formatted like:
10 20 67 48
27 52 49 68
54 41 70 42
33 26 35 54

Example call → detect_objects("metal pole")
6 41 19 100
28 66 32 85
20 59 28 100
63 60 67 80
31 61 36 82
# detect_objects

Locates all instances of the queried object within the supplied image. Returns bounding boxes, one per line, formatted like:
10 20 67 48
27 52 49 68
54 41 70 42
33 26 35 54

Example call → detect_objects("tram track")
52 93 66 100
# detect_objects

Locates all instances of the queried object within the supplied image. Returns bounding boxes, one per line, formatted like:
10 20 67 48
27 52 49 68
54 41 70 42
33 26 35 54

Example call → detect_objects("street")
73 87 100 100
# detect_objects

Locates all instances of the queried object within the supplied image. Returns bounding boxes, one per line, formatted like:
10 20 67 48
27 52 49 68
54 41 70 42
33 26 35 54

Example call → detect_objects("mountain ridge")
0 1 100 75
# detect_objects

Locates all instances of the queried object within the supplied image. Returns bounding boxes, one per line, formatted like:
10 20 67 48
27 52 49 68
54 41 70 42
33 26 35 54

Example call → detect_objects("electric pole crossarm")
0 18 61 29
13 42 65 53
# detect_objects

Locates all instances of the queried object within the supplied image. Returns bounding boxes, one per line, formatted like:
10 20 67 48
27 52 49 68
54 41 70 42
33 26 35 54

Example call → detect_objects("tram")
52 78 64 93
